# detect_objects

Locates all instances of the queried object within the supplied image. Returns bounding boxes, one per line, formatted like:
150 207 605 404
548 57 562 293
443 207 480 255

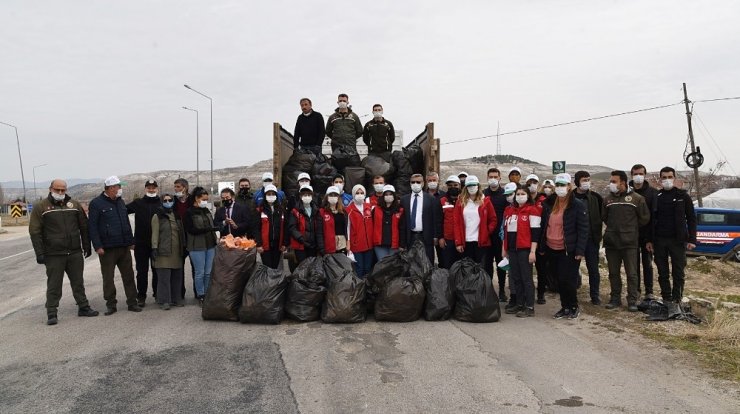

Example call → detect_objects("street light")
32 163 48 200
182 106 200 186
0 121 28 203
184 84 213 195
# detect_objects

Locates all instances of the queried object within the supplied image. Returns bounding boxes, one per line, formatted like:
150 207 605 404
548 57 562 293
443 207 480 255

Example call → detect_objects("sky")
2 0 739 185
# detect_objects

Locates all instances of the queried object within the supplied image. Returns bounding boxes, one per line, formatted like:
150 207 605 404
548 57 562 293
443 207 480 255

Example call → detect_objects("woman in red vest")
453 175 497 266
319 186 348 255
346 184 374 278
287 185 324 265
502 183 542 318
373 185 406 261
255 184 287 269
438 175 462 269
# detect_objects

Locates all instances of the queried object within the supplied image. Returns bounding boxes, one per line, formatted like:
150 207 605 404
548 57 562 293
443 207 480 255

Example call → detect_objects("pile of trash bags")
368 241 430 322
201 245 257 321
282 148 339 196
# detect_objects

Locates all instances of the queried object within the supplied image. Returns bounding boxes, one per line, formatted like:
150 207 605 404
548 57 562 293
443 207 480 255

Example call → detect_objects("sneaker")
104 307 117 316
160 303 171 310
78 307 99 317
173 302 185 307
536 298 546 305
568 307 581 319
498 293 508 302
591 297 602 306
128 304 143 312
554 308 571 319
517 307 535 318
47 314 58 325
627 304 639 312
136 297 146 307
604 301 621 310
505 305 521 315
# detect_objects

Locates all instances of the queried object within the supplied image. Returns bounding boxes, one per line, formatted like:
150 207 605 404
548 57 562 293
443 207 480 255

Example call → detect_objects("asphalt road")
0 226 737 413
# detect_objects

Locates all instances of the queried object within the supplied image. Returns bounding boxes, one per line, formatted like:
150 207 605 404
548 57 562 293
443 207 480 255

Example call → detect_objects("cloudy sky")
2 0 739 184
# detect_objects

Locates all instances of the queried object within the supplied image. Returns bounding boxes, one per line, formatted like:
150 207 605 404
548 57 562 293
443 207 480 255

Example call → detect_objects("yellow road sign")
10 205 22 218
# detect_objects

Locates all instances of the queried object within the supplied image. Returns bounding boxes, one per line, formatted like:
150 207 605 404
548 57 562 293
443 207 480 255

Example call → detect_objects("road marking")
0 249 34 262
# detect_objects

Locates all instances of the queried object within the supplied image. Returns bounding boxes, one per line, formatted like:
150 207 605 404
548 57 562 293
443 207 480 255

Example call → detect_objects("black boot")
78 306 100 317
47 314 58 325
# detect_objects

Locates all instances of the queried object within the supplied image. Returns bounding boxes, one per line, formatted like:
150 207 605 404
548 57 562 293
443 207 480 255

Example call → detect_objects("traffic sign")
27 203 33 213
552 161 566 174
10 205 22 218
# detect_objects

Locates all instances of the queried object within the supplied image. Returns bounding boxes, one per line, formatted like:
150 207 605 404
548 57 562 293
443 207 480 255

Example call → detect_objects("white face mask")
506 195 514 203
580 181 591 191
265 195 277 204
661 179 674 190
303 111 312 117
528 184 538 193
555 187 568 198
373 184 384 193
334 183 344 193
633 174 645 184
199 200 208 208
145 192 158 198
51 192 65 201
608 183 619 193
467 186 479 195
411 183 423 193
116 189 123 198
543 188 553 196
338 101 348 109
327 196 339 205
174 191 184 197
515 195 528 204
373 111 383 118
354 194 365 203
301 196 313 205
488 178 499 188
384 195 394 204
427 181 438 190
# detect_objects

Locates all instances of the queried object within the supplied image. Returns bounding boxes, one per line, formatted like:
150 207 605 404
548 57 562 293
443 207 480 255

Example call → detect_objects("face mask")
354 194 365 203
338 102 348 109
543 188 553 196
373 184 384 193
555 187 568 198
116 189 123 198
506 195 514 203
163 201 174 209
608 183 619 193
303 112 311 117
328 196 338 205
146 192 158 198
447 187 460 198
239 187 250 195
467 186 479 195
51 192 65 201
580 182 591 191
373 111 383 118
301 196 313 205
266 195 277 204
411 183 423 193
222 199 232 207
427 182 438 190
633 175 645 185
174 191 184 197
334 183 344 193
515 195 528 204
528 184 538 193
488 178 499 188
384 195 394 204
661 179 674 190
199 200 208 208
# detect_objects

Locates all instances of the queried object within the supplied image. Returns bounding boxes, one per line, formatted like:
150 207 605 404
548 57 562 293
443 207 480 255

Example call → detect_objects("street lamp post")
182 106 200 186
32 163 48 200
0 121 28 203
184 84 213 195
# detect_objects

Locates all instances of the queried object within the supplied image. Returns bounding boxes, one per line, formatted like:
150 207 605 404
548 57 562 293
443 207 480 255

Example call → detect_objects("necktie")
410 194 418 230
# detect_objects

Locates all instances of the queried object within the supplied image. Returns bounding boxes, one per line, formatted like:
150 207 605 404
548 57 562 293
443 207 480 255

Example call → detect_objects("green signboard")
552 161 566 174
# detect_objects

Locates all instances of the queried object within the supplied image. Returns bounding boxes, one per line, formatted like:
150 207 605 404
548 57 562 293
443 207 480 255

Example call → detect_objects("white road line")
0 249 34 262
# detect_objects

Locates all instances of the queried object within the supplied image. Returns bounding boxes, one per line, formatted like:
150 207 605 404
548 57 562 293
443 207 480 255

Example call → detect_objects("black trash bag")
403 144 425 175
312 174 336 197
424 267 455 321
202 245 257 321
331 145 361 173
451 258 500 323
374 273 426 322
312 154 336 176
391 150 413 177
406 240 433 279
238 264 290 324
393 177 412 196
282 167 300 193
321 254 366 323
362 154 395 182
344 166 366 191
285 258 327 322
287 148 317 174
640 300 702 324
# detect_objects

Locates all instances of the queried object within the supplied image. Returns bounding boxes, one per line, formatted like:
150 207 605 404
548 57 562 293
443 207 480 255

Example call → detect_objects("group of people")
30 159 696 326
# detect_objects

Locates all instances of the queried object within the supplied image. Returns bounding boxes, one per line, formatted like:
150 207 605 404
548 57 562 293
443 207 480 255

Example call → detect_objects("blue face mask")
163 201 174 209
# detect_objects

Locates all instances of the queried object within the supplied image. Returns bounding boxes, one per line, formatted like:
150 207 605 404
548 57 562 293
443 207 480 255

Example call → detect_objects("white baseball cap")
503 182 517 195
262 172 274 181
382 185 396 193
458 171 469 177
508 167 522 176
555 173 572 185
465 175 480 186
525 174 539 182
299 184 313 193
104 176 123 186
297 172 311 182
445 175 461 184
543 179 554 186
326 186 340 195
264 184 278 194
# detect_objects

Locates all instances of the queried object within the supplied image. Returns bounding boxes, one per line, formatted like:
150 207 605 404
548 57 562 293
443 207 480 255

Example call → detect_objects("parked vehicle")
692 207 740 261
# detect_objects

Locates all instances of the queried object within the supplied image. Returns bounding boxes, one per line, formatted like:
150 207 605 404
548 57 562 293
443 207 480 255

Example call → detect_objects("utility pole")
682 83 703 207
495 122 501 157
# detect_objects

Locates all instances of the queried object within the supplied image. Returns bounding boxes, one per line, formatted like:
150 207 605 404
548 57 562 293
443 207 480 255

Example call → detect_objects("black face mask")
239 188 250 195
222 199 233 207
447 187 460 197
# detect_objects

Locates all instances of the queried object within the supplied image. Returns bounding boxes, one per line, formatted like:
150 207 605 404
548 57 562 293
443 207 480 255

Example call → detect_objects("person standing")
603 171 650 311
457 171 469 186
484 167 509 301
293 97 326 157
541 179 555 197
288 185 324 264
508 167 522 185
651 167 697 303
172 178 194 299
401 174 442 265
346 185 375 277
88 176 141 315
235 178 256 212
29 179 99 325
254 172 286 208
368 175 386 206
126 179 162 307
319 186 348 256
453 176 497 266
362 104 395 155
573 171 604 305
214 188 253 238
326 93 363 152
438 176 461 269
426 171 446 200
373 185 406 261
539 174 589 319
183 187 218 305
502 184 542 317
256 185 287 269
629 164 657 300
332 174 353 207
151 194 185 309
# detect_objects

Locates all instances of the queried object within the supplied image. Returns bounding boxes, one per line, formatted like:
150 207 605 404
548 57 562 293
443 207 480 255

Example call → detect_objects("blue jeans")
584 239 601 301
190 247 215 297
373 246 398 262
353 250 374 279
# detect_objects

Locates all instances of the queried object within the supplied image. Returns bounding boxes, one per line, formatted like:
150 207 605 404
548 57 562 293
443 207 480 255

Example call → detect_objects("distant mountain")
1 178 102 188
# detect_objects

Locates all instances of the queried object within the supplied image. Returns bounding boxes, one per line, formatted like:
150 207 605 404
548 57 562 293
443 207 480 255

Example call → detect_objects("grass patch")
687 260 713 274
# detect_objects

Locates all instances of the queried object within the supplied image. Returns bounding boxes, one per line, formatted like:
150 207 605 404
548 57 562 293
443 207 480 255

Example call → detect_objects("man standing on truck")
293 98 325 157
362 104 394 155
326 93 363 152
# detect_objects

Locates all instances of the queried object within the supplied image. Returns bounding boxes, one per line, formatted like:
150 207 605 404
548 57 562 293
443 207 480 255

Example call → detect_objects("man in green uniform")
29 179 99 325
326 93 363 152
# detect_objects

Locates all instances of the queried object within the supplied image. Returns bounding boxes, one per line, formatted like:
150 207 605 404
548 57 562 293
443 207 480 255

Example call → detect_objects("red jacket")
373 206 404 249
503 203 543 250
257 206 285 252
319 208 342 254
453 197 497 247
368 194 382 207
440 196 457 240
346 202 374 253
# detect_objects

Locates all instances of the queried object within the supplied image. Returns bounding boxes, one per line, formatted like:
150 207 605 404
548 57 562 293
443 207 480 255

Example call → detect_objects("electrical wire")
692 110 738 176
694 96 740 103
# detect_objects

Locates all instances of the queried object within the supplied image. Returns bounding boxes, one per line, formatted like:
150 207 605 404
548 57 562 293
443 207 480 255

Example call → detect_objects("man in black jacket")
362 104 395 155
126 179 162 307
401 174 442 264
574 171 604 305
483 167 509 301
630 164 657 299
649 167 697 303
293 98 325 157
214 188 253 238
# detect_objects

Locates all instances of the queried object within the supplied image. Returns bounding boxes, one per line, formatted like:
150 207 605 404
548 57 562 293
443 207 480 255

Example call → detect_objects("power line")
694 96 740 103
692 110 738 176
